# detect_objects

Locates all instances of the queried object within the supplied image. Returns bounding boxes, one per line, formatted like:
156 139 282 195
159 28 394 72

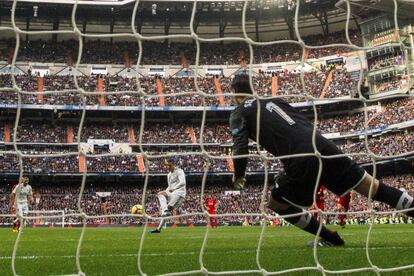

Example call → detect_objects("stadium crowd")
2 69 406 107
375 76 405 94
321 175 414 221
324 68 354 98
1 27 412 228
318 98 413 134
2 97 412 145
0 127 412 174
340 130 414 163
0 174 412 225
0 68 356 106
368 52 405 71
1 30 362 65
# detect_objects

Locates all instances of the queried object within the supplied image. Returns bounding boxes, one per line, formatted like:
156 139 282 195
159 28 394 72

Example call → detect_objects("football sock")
157 219 166 231
158 195 167 210
373 181 414 217
277 205 343 244
210 218 218 228
339 214 345 226
156 208 171 231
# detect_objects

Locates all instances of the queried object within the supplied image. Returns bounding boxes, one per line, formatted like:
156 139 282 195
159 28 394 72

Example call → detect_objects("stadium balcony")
1 97 412 146
0 67 365 110
0 128 413 177
0 29 362 66
0 1 412 189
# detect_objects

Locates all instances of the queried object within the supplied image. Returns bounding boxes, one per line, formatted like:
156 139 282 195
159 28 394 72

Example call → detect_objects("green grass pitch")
1 225 414 275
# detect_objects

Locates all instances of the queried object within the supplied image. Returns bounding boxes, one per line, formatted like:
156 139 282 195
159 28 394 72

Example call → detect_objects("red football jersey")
205 198 217 213
337 192 351 209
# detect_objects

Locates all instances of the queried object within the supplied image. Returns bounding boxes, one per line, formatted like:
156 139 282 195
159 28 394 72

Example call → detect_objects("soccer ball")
131 204 143 215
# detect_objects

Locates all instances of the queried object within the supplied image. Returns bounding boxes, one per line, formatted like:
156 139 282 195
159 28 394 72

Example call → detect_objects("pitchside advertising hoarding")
148 67 166 76
265 65 283 73
206 68 224 75
326 57 344 66
0 104 237 111
96 192 112 197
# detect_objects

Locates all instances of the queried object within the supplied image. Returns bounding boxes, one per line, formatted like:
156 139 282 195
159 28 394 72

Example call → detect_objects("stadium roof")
7 0 136 5
0 0 349 40
5 0 338 4
336 0 414 18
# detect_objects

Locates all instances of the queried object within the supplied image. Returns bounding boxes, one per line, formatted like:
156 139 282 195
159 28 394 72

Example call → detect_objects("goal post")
26 210 65 228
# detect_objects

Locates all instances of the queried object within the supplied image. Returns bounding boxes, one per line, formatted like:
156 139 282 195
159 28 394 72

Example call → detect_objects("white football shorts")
16 203 29 217
167 192 185 210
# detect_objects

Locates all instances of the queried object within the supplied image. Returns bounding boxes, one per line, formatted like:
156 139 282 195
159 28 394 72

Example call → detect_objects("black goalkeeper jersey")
229 97 335 178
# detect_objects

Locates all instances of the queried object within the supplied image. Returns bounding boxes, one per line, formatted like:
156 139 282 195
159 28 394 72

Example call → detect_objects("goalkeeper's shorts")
272 144 366 208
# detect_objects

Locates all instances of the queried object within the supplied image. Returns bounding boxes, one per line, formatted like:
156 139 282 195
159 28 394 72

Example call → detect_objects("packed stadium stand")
1 174 414 225
1 30 362 65
1 0 414 274
0 0 412 229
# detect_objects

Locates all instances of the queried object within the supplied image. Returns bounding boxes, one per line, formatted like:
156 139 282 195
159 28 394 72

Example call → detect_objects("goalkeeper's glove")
233 177 247 190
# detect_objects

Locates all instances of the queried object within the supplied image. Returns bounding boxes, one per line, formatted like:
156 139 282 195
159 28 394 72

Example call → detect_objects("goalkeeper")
230 74 414 246
150 158 186 233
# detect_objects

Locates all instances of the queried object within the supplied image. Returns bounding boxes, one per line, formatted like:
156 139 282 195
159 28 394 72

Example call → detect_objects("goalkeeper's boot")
306 231 344 247
233 177 246 190
149 228 161 234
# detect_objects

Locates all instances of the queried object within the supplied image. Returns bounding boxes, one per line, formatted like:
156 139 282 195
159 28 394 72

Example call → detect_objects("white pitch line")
2 246 414 260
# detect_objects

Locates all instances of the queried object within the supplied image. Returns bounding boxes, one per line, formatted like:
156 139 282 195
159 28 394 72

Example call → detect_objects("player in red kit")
204 196 218 228
337 192 352 228
312 186 326 222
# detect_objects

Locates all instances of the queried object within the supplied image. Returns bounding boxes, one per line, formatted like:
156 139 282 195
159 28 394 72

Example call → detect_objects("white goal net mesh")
26 210 65 228
1 0 414 275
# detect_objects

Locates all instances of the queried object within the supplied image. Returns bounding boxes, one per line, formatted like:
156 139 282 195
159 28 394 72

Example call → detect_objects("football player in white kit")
10 176 33 232
150 158 186 233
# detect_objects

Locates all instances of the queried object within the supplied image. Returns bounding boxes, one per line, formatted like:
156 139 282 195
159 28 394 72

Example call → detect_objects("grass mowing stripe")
3 246 414 260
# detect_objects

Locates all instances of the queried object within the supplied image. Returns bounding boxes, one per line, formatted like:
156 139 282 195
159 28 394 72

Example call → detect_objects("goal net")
0 0 413 275
26 210 65 228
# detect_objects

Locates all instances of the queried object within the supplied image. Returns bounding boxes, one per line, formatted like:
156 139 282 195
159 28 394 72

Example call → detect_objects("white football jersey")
13 184 32 205
167 167 186 198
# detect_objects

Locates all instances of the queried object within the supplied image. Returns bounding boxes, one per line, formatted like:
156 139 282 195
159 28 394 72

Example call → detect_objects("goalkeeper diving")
230 74 414 247
150 158 186 233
